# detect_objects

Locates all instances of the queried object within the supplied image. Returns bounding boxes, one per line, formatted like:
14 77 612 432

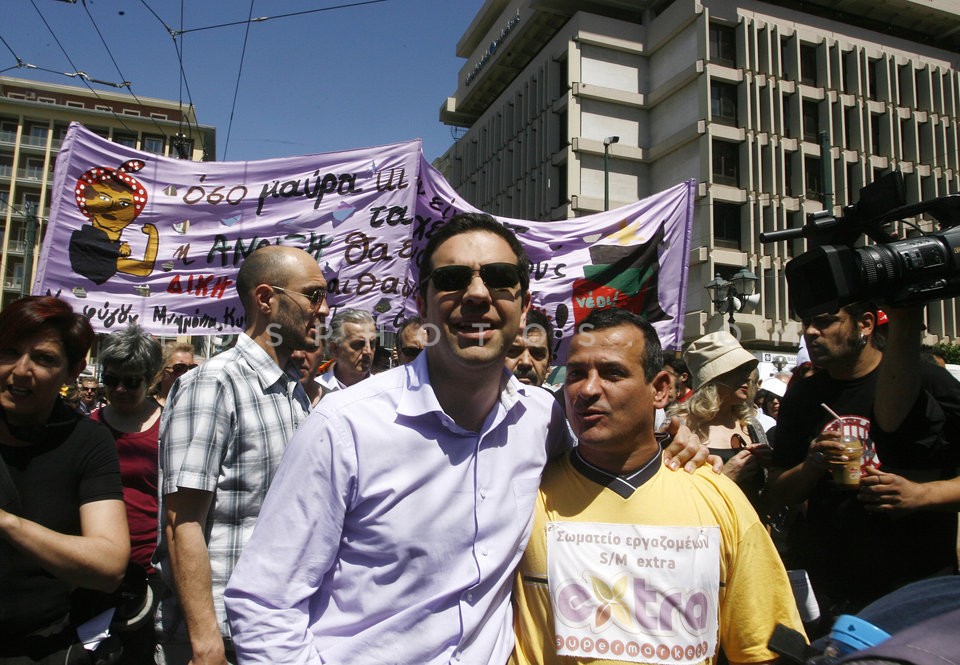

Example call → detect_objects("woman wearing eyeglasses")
670 331 772 509
0 296 129 663
90 324 164 662
151 342 197 407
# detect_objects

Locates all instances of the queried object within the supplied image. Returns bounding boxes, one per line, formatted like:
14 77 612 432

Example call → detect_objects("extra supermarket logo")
553 572 711 634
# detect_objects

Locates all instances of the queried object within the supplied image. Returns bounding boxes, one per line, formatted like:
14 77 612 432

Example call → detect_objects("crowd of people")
0 211 957 665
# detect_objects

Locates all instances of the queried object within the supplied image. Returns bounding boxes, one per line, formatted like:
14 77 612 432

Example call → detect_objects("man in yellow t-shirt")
512 308 805 665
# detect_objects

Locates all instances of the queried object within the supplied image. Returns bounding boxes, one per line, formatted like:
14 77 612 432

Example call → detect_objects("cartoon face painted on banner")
571 223 671 327
68 159 159 285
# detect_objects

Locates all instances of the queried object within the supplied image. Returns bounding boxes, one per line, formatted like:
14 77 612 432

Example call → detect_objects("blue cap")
829 614 892 654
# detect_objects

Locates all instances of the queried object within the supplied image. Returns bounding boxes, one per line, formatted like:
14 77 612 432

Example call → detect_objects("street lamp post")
705 267 760 331
603 135 619 211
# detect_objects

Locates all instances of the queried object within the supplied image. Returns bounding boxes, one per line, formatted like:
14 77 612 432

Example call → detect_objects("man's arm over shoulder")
224 410 356 665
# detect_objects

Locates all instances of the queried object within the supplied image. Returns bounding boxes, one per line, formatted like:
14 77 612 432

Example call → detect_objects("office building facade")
0 75 215 311
438 0 960 350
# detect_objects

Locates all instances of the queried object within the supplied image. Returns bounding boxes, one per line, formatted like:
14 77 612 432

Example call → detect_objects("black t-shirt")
773 363 960 610
0 400 122 637
69 225 120 285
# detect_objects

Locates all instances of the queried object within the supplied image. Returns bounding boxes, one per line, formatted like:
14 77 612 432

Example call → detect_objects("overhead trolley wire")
138 0 208 159
78 0 175 143
169 0 392 37
27 0 138 135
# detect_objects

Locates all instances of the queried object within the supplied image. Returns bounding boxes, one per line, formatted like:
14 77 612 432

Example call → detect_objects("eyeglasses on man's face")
270 285 327 312
420 262 525 293
101 373 145 390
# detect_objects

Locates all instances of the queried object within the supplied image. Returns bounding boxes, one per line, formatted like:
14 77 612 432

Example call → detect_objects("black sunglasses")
102 373 145 390
400 346 422 359
421 263 525 292
167 362 198 374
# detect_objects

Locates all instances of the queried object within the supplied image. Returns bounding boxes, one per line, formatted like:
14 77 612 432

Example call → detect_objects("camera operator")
767 301 960 635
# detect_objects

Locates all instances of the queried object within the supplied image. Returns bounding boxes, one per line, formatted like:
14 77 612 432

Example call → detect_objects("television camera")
759 170 960 318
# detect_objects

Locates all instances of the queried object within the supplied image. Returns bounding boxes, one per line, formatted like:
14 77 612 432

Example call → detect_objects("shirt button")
466 592 473 601
479 488 486 499
481 547 488 556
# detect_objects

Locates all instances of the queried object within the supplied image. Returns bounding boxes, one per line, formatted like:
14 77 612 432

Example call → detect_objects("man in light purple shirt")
224 213 704 664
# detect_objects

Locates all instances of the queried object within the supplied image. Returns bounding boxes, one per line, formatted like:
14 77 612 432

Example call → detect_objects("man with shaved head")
157 245 329 665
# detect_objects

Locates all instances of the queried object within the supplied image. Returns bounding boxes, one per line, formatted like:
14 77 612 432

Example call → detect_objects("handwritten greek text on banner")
36 123 419 335
36 123 694 354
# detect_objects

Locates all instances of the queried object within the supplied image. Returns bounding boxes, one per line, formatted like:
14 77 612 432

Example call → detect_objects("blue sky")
1 0 482 162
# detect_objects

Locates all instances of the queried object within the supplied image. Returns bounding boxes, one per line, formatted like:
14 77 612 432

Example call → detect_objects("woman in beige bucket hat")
669 331 771 508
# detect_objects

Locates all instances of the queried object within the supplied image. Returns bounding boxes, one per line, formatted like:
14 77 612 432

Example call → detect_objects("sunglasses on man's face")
166 362 198 375
400 346 422 359
422 262 524 293
101 373 145 390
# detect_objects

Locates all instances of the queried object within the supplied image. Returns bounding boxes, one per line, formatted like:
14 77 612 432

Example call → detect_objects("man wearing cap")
510 308 804 665
767 301 960 630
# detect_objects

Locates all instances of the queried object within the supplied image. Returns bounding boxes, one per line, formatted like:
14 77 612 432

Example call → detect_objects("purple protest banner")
36 123 694 350
415 155 695 359
35 122 420 335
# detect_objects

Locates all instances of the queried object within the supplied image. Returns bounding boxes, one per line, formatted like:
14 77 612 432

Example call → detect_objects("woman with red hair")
0 296 129 664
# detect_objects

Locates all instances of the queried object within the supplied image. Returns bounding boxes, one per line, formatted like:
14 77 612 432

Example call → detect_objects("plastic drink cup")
829 434 864 487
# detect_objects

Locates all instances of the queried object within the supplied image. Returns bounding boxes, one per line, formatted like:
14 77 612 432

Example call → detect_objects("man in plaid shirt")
156 245 329 665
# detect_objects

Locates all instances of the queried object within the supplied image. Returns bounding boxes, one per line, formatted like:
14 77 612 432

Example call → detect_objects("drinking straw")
821 403 842 421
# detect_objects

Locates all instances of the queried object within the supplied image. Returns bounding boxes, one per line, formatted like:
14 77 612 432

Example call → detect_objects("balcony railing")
0 131 61 150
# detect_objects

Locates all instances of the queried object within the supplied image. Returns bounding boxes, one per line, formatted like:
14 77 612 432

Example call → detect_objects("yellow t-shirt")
511 451 805 665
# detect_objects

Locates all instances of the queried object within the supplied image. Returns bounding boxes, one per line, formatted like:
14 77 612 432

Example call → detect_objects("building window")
23 158 44 179
709 23 736 66
871 113 882 154
712 140 740 186
844 107 855 148
782 93 793 137
846 163 861 205
555 110 567 151
802 101 820 142
868 59 880 100
113 133 137 148
781 37 791 79
804 156 822 200
95 105 111 112
711 82 737 125
121 108 141 116
150 113 168 120
37 97 55 104
143 136 164 155
784 154 794 197
65 100 85 109
800 44 817 85
713 202 742 249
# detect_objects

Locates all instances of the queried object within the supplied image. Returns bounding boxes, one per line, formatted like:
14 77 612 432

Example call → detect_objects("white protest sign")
547 522 720 664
